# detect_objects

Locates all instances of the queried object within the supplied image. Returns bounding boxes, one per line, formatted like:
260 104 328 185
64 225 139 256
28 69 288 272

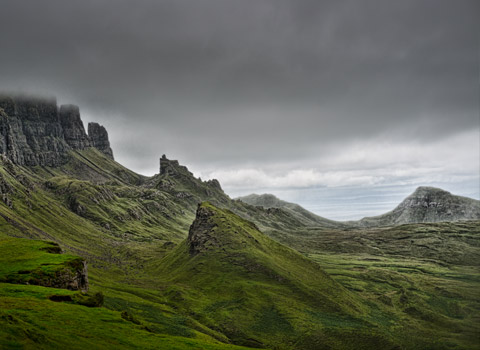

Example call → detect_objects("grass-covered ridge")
236 193 347 228
154 202 397 349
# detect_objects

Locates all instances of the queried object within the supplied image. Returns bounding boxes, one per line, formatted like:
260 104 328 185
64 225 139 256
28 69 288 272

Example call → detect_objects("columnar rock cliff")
0 94 114 166
59 104 92 150
88 122 114 159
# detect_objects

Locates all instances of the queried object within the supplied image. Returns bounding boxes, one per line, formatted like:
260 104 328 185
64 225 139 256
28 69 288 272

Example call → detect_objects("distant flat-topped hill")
351 186 480 227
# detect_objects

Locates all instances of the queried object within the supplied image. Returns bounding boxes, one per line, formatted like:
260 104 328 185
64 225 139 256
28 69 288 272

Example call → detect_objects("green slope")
0 282 252 350
0 234 86 290
1 151 340 349
154 202 397 349
0 234 250 350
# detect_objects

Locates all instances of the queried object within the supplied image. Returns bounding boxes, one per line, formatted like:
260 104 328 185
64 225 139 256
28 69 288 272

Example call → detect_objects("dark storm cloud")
0 0 478 174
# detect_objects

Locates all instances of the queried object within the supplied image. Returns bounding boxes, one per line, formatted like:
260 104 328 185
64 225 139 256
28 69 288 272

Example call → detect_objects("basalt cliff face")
88 122 114 159
0 95 113 166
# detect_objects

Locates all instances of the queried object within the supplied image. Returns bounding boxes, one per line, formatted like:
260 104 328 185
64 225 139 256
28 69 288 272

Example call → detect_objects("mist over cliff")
0 95 113 167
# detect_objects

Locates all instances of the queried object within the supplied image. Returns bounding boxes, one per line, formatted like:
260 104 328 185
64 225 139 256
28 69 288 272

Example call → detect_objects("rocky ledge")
0 94 114 166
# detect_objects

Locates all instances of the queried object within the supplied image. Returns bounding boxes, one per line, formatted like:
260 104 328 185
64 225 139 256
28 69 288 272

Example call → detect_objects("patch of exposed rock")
3 240 89 292
205 178 222 191
52 259 89 292
187 204 219 255
160 154 191 176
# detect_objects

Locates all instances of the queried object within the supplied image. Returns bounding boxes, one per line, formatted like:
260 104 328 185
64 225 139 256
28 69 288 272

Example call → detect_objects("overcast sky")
0 0 478 219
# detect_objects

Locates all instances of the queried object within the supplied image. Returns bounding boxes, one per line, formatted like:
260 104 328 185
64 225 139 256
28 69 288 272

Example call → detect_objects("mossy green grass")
0 150 478 349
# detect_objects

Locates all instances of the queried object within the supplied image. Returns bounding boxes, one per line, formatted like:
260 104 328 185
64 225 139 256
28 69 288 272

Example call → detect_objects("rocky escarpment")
160 154 190 176
0 94 114 166
354 187 480 227
156 154 226 200
59 104 92 150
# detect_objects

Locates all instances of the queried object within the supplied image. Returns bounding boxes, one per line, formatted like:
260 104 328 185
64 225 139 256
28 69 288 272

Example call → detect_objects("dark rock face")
159 154 225 193
0 94 114 166
187 204 218 255
53 260 89 292
205 178 222 191
59 104 91 150
160 154 190 176
393 187 480 222
0 95 70 166
88 122 114 159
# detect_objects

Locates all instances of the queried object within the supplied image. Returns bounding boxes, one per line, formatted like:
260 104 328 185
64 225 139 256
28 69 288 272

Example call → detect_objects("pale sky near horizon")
0 0 478 219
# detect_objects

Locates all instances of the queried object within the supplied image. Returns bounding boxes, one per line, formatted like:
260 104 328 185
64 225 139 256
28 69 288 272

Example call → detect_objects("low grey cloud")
0 1 478 205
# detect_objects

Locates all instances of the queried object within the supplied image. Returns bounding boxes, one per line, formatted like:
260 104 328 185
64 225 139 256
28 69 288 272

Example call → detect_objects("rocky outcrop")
6 258 89 292
354 187 480 227
0 94 114 166
0 238 89 292
88 122 114 159
159 154 224 194
154 155 230 209
187 203 219 255
51 259 89 292
160 154 191 176
205 178 222 191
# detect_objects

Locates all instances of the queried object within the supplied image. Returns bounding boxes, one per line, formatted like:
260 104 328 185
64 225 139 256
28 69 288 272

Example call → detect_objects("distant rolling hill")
236 193 346 228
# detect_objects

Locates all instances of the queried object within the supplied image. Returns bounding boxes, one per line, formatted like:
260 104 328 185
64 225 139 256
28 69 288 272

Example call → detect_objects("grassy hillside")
308 252 480 349
0 148 478 349
266 221 480 265
0 234 250 350
153 202 396 349
0 282 252 350
0 233 86 290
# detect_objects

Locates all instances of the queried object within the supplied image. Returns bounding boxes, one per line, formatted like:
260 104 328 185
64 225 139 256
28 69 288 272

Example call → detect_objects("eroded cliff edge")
0 94 113 166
